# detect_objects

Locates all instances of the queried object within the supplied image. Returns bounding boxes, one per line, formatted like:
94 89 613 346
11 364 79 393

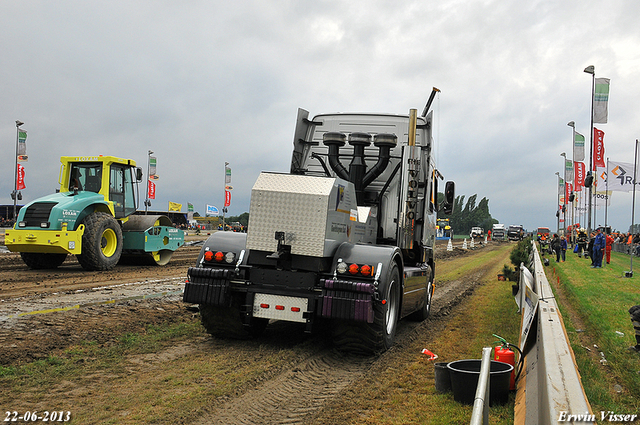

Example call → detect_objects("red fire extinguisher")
494 344 516 390
493 334 521 391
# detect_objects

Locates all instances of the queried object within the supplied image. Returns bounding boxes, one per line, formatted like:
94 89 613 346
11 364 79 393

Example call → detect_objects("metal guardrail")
469 346 492 425
513 241 594 424
611 241 640 255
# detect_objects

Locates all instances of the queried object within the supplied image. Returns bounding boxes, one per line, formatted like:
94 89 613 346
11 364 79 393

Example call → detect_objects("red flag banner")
593 127 605 168
566 182 572 203
148 179 156 199
574 161 585 191
224 190 231 207
17 163 26 190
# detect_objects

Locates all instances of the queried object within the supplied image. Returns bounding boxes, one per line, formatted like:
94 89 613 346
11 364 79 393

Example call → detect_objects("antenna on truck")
421 87 441 117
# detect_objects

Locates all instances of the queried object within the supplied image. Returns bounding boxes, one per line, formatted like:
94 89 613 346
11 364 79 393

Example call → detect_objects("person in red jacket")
605 231 614 264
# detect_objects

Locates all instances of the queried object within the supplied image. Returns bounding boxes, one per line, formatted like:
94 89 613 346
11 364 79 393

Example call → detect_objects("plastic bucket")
434 362 451 393
447 359 513 405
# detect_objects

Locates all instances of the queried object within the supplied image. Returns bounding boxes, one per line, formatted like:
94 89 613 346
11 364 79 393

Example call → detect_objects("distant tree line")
221 195 495 237
444 194 498 236
225 212 250 228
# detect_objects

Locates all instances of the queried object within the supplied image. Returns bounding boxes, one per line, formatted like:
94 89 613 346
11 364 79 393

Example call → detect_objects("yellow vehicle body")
5 223 85 255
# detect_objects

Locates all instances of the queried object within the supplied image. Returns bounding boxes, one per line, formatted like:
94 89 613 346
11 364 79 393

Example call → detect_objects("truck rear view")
184 100 454 354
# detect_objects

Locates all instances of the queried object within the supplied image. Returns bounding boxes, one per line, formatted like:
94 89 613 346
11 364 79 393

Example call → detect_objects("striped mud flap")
183 267 231 305
319 278 375 323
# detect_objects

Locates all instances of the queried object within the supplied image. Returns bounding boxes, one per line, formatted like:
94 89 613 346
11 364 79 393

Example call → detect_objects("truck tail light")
203 250 236 263
360 264 372 276
341 263 373 277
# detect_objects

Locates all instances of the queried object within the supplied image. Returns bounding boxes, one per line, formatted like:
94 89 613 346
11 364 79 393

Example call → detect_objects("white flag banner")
593 190 612 209
573 132 585 162
565 159 573 182
603 161 635 192
593 78 610 124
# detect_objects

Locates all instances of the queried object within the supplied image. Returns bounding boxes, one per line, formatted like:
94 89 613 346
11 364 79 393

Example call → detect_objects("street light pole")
13 120 24 222
584 65 595 235
561 152 567 236
223 162 229 231
568 121 576 244
555 171 561 234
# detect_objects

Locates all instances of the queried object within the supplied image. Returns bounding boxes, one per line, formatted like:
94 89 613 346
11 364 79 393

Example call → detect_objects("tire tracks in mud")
194 247 501 425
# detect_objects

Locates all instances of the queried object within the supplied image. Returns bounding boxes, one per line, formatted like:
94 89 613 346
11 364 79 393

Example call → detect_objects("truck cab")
184 102 455 354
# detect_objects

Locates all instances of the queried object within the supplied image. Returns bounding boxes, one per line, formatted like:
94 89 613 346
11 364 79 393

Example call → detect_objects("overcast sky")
2 0 640 233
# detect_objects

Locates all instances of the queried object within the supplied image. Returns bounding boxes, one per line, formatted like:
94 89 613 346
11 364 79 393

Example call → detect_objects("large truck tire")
199 295 268 339
408 265 433 321
20 252 67 269
332 263 401 355
77 212 123 271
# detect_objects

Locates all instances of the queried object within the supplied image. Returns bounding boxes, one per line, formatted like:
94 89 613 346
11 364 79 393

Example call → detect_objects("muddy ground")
0 231 499 423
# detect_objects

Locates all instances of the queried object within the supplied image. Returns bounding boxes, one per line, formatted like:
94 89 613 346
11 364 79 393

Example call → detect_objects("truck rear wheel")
199 296 268 339
76 212 123 271
20 252 67 269
408 265 433 321
332 263 401 355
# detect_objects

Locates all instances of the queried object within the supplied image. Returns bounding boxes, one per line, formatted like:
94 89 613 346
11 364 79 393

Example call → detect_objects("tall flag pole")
13 121 26 221
627 140 638 277
584 65 595 235
145 150 157 213
223 162 231 230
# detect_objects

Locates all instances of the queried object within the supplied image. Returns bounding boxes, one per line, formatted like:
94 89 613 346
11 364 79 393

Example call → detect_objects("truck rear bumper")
5 226 84 255
184 267 376 325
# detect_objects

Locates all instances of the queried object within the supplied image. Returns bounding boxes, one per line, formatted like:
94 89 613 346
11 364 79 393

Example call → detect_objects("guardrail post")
470 346 492 425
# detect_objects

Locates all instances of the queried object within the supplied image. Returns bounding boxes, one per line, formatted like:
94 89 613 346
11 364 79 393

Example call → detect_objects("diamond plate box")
246 172 357 258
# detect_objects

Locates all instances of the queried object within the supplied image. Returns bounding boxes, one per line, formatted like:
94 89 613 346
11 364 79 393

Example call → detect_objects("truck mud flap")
319 279 375 323
183 267 231 306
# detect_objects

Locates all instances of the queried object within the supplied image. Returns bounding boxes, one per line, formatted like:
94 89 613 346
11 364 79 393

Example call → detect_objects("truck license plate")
253 294 308 323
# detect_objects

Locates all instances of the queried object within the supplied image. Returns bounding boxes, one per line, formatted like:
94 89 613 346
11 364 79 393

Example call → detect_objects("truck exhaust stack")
322 131 397 204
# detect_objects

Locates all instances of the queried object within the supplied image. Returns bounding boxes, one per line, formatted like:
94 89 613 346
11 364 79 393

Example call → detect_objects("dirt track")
0 232 501 423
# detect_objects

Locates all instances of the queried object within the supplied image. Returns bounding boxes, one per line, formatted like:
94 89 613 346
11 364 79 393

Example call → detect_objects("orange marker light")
348 263 359 275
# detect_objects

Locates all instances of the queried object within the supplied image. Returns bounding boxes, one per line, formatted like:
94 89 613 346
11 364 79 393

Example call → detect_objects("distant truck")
470 226 484 239
507 225 524 241
436 218 453 240
492 224 506 240
537 227 550 239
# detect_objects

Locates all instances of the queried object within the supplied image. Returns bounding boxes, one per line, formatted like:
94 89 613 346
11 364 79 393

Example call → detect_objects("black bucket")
434 362 451 393
447 359 513 405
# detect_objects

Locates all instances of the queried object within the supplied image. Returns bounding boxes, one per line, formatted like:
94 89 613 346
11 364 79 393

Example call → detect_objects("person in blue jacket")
559 236 568 262
591 228 606 268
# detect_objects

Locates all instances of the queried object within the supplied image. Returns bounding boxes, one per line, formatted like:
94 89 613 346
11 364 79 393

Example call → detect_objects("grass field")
544 245 640 415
